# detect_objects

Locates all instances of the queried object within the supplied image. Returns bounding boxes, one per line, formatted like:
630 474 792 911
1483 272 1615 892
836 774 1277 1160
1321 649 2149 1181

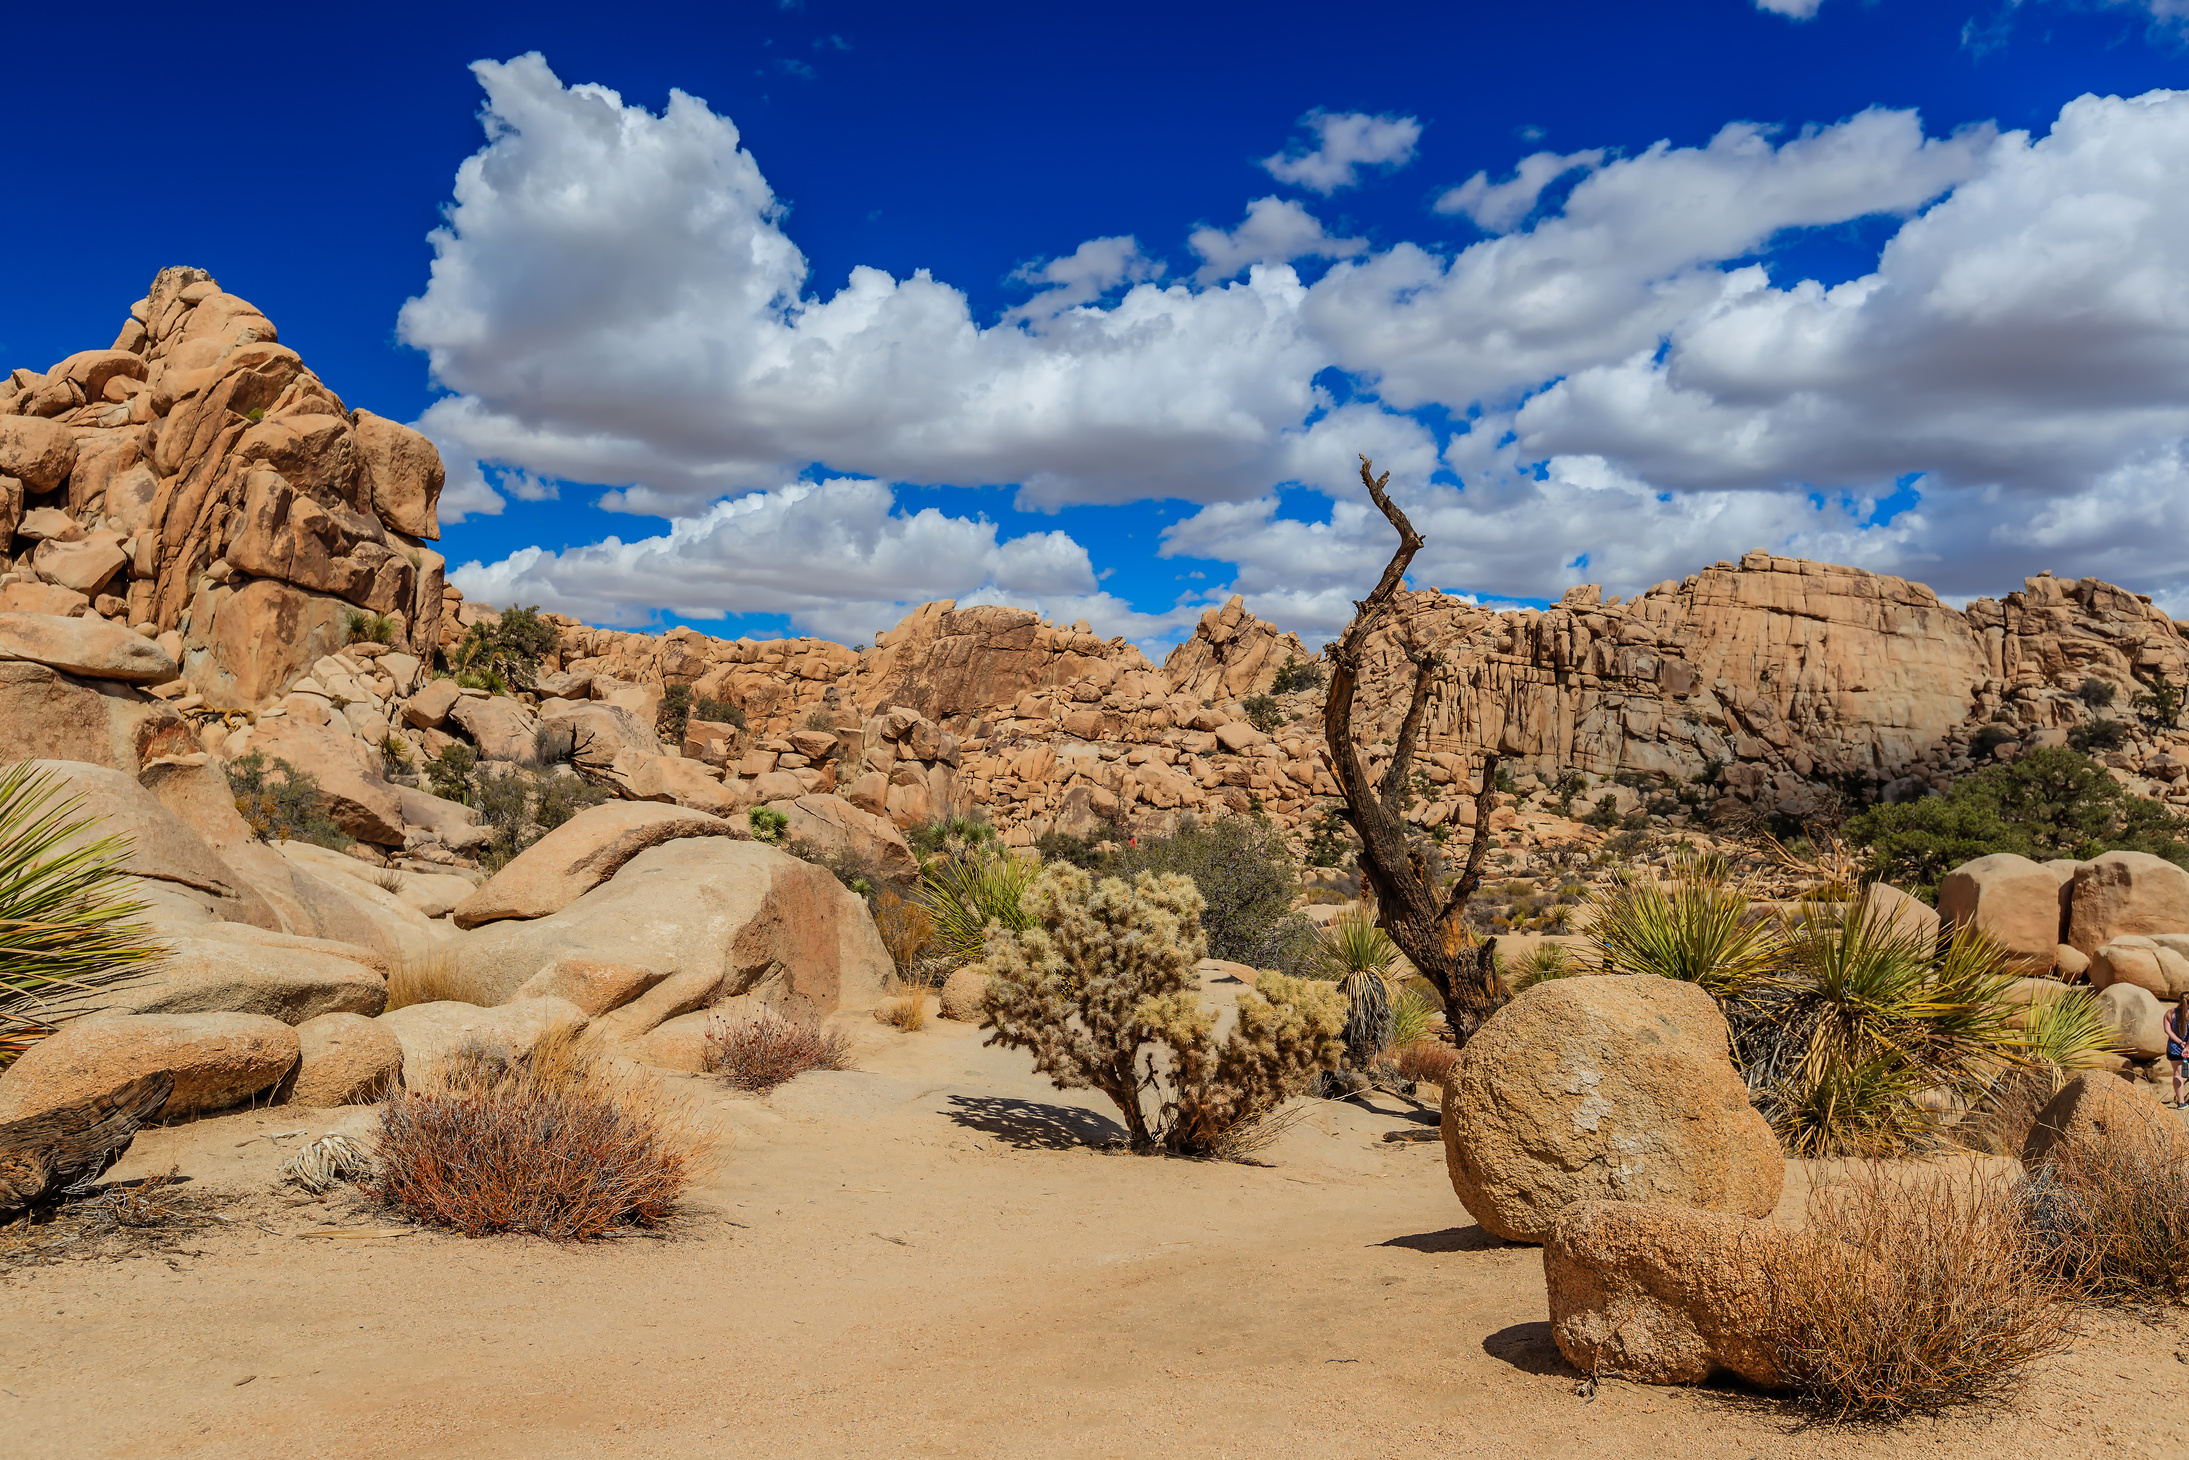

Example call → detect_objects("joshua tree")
1322 456 1508 1044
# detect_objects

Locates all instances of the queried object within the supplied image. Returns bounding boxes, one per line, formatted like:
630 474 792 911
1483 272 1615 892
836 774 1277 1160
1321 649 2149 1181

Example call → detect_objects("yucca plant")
918 849 1042 967
0 763 168 1066
1507 942 1581 993
1316 908 1402 1067
1759 900 2084 1157
1586 850 1781 999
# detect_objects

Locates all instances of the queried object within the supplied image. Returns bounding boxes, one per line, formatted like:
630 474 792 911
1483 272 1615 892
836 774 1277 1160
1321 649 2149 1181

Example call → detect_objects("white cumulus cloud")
409 57 2189 648
1259 110 1423 194
1188 198 1367 284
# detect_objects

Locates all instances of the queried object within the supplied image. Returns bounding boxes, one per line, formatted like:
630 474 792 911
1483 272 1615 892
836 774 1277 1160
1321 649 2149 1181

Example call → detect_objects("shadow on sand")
1481 1321 1575 1377
945 1094 1127 1151
1376 1225 1510 1254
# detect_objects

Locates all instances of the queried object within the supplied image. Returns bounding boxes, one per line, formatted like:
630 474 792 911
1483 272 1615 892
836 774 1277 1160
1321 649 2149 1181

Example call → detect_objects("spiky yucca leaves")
1316 908 1401 1067
984 864 1344 1153
0 763 166 1066
919 849 1041 968
1764 902 2053 1157
1507 942 1581 993
1586 851 1780 999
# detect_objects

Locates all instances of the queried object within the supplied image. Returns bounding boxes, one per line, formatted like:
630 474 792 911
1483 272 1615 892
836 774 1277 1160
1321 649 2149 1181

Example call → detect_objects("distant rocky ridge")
9 271 2189 868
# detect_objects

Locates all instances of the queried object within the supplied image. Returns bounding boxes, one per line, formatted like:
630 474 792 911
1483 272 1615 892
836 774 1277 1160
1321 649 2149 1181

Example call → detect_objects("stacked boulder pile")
1941 847 2189 1078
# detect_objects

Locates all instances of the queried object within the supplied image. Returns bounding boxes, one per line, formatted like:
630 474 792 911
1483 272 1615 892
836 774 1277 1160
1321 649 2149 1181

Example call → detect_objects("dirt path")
4 1016 2184 1459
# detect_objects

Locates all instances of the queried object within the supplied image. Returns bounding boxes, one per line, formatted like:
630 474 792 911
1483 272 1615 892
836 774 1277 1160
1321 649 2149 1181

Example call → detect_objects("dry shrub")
1763 1163 2083 1418
2020 1113 2189 1303
1205 1099 1312 1164
874 990 928 1032
1392 1038 1458 1088
704 1010 854 1093
383 950 471 1011
871 889 937 984
367 1032 703 1240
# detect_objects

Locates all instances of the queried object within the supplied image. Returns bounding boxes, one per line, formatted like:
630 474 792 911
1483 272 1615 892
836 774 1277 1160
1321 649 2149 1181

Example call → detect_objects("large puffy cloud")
1308 108 1995 408
414 58 2189 647
1506 90 2189 596
401 55 1336 516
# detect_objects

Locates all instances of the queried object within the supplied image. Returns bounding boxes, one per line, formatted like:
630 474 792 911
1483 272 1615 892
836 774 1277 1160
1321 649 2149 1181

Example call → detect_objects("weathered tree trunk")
0 1070 174 1219
1321 456 1510 1045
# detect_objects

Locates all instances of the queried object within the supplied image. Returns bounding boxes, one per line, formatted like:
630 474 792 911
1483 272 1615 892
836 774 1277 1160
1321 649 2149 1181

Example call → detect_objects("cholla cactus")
984 863 1345 1153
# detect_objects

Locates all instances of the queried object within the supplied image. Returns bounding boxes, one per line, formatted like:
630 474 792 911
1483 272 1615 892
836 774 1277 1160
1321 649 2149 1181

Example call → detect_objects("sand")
3 1010 2184 1460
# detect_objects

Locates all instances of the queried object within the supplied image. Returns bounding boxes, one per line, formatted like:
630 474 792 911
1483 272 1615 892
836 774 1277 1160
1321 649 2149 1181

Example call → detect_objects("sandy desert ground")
4 1010 2185 1460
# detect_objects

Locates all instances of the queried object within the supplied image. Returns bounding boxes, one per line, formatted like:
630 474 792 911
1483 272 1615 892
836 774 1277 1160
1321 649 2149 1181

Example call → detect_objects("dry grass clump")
704 1010 854 1093
1763 1163 2084 1418
871 889 937 985
382 950 471 1011
2020 1116 2189 1303
1391 1038 1457 1087
874 988 928 1032
367 1030 703 1240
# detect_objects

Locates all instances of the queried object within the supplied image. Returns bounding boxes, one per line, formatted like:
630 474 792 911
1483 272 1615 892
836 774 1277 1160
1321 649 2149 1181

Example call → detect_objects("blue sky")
8 0 2189 652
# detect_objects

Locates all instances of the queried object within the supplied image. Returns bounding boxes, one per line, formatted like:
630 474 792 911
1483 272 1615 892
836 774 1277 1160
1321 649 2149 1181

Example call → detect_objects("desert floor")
3 1011 2185 1460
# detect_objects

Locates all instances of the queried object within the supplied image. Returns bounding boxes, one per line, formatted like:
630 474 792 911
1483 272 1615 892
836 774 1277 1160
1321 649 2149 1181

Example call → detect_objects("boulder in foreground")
0 1013 299 1125
1545 1200 1800 1388
1441 975 1781 1243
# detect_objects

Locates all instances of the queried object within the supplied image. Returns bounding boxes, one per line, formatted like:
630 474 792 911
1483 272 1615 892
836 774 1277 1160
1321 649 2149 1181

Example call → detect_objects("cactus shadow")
944 1094 1128 1150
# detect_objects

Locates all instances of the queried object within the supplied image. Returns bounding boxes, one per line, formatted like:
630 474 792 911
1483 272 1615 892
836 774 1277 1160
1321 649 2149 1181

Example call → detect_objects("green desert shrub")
658 683 693 740
447 604 557 692
1241 693 1284 734
0 763 168 1067
1585 851 1778 999
1845 746 2189 899
1270 654 1324 695
227 752 350 849
918 847 1041 967
1113 814 1317 973
427 752 609 871
344 609 398 646
1315 907 1401 1069
747 806 789 845
983 863 1343 1153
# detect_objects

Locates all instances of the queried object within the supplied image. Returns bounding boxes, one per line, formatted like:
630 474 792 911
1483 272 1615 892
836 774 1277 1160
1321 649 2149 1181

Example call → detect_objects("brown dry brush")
704 1009 854 1093
1322 455 1507 1043
1391 1038 1458 1088
367 1033 705 1240
1762 1163 2087 1419
2020 1115 2189 1303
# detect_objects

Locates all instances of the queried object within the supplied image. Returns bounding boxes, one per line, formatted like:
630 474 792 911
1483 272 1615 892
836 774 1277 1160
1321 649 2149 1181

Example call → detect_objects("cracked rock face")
1438 975 1782 1244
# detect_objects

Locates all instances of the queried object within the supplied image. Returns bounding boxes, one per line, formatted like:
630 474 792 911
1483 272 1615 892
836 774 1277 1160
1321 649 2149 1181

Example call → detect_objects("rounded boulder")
290 1012 403 1106
1440 975 1782 1244
937 966 990 1022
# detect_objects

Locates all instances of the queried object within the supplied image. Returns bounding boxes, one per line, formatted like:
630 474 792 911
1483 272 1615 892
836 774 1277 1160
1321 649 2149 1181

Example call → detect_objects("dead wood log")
0 1070 173 1218
1321 455 1510 1045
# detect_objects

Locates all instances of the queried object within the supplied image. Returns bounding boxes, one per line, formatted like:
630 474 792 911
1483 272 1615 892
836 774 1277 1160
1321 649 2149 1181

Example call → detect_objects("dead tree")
0 1070 174 1219
1322 456 1510 1045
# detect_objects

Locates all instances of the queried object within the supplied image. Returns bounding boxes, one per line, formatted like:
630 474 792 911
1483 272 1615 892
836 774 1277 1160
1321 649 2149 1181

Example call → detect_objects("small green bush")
693 696 745 729
1270 654 1324 695
447 605 557 692
344 609 397 646
425 743 480 806
2078 677 2117 709
909 815 998 856
227 752 350 849
2134 670 2185 729
1303 805 1351 868
1241 694 1283 734
658 683 693 740
748 807 789 845
1033 828 1108 869
1112 814 1317 973
2069 719 2130 753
